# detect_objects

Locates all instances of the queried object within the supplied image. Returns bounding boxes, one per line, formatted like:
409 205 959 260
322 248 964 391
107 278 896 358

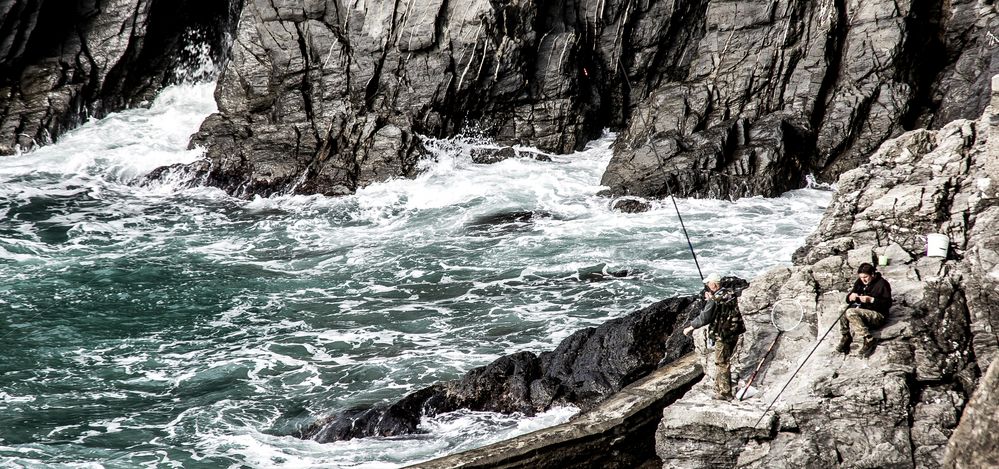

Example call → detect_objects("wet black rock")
576 263 630 282
463 210 549 236
299 277 749 443
611 198 652 213
471 147 518 165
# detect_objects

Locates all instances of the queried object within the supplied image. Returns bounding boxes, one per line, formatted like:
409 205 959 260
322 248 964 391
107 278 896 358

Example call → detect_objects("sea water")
0 82 832 468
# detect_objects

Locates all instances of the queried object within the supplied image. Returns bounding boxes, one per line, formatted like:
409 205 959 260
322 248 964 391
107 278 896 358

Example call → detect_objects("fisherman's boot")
836 333 852 355
859 336 877 357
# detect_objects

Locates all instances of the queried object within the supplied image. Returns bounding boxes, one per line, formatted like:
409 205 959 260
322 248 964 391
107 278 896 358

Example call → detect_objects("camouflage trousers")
714 337 738 399
839 307 885 340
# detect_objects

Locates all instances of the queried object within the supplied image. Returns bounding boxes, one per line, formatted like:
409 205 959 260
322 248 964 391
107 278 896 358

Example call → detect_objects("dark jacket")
690 287 744 341
845 273 892 315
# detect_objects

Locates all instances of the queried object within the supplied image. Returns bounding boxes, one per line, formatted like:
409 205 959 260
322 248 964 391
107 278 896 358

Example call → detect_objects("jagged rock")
5 1 999 201
611 197 652 213
179 0 606 196
656 75 999 468
601 1 999 200
0 0 241 154
298 278 748 443
471 147 518 164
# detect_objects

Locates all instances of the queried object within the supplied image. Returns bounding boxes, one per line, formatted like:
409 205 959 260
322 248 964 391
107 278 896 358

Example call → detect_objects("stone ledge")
407 353 703 469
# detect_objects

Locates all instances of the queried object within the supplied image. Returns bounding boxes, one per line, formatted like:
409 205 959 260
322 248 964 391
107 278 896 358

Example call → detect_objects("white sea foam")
0 82 215 183
187 404 578 469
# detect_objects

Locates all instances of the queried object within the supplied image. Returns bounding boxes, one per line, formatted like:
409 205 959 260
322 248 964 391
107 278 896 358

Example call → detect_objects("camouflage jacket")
690 287 745 342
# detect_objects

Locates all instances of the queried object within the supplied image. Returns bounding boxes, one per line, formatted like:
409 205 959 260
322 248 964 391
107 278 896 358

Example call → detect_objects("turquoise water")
0 82 832 468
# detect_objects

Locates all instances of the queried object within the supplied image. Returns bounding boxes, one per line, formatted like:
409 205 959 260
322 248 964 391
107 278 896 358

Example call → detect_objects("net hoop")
770 299 804 332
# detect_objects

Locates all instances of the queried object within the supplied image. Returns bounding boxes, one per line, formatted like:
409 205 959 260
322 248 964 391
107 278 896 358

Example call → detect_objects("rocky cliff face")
0 0 241 155
182 0 650 196
654 77 999 468
602 0 999 199
173 0 999 199
5 1 998 201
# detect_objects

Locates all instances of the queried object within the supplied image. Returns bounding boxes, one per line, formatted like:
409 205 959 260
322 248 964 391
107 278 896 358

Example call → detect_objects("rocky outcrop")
654 76 999 468
411 354 703 469
182 0 611 196
602 0 999 200
0 0 241 155
298 278 747 443
171 0 999 199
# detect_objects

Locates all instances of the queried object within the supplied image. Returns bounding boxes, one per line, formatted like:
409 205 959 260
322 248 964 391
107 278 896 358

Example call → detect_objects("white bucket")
926 233 949 258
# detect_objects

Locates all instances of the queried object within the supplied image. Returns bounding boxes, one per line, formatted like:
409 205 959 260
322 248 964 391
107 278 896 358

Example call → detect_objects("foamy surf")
0 80 832 467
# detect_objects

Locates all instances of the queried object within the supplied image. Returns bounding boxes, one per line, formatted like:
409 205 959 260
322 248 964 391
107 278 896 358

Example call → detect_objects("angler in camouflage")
683 273 746 400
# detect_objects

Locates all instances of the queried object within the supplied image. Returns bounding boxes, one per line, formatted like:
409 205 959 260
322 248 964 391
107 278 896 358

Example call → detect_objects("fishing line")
619 64 703 281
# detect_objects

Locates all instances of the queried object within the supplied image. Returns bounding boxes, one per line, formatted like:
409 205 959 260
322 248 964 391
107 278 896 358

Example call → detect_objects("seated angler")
837 263 893 357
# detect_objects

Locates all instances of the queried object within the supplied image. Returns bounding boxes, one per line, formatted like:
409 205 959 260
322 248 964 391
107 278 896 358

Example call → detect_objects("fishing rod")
740 331 781 400
754 307 849 427
667 186 704 281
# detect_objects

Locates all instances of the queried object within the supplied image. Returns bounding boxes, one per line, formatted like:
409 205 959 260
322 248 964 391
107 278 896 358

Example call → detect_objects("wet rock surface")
0 0 241 155
611 197 653 214
655 77 999 468
299 277 748 443
469 146 551 164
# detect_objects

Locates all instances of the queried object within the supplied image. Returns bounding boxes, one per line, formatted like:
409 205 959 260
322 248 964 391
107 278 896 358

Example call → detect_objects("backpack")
708 288 745 341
